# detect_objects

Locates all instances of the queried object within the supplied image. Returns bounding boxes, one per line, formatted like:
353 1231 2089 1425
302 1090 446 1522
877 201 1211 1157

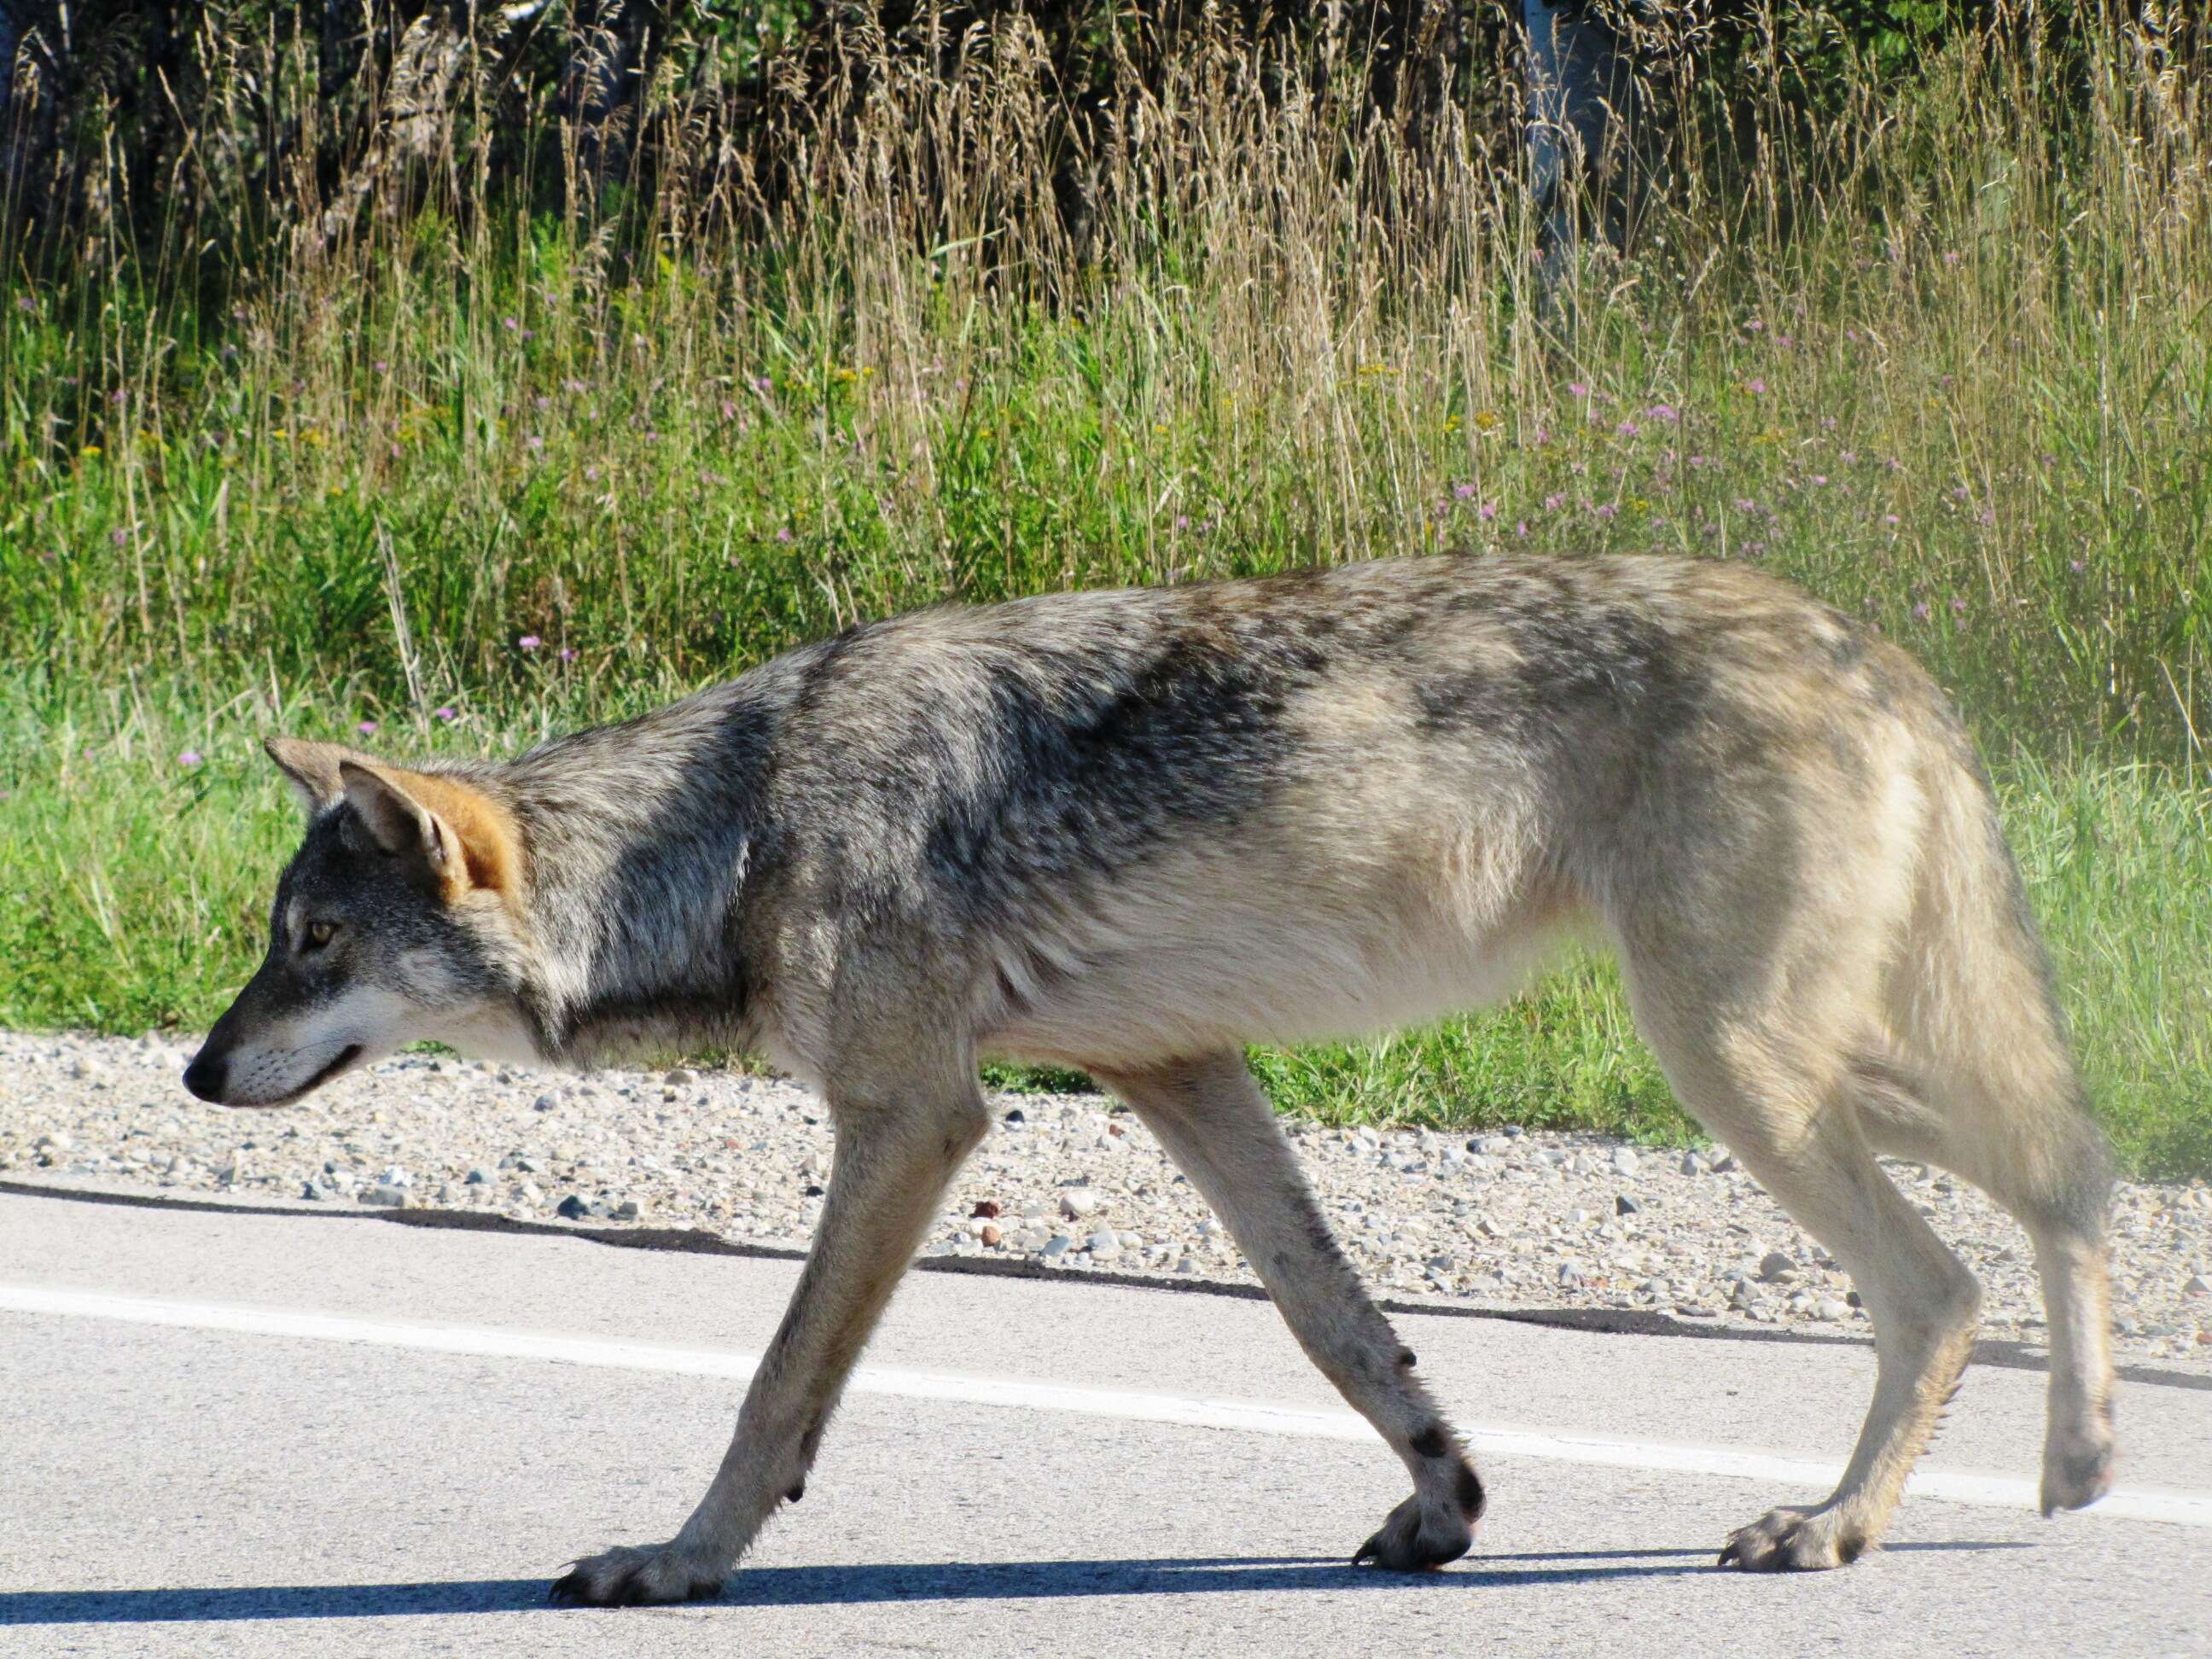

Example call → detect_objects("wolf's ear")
264 736 350 816
336 760 521 903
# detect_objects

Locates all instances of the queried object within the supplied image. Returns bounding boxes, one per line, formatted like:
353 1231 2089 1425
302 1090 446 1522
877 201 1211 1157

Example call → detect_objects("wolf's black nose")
182 1052 228 1103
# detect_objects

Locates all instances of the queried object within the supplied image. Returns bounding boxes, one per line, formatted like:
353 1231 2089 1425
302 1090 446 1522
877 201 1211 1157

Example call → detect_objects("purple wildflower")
434 707 457 723
518 634 542 651
1567 381 1589 397
178 750 203 768
358 720 379 737
1745 378 1767 396
1912 602 1930 621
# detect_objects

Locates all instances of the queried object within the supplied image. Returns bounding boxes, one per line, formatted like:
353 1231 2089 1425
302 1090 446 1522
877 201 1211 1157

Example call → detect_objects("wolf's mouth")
251 1042 364 1106
302 1043 364 1093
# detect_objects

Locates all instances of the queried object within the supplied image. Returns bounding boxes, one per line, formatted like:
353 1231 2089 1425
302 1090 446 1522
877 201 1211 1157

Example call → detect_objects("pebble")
2 1030 2207 1368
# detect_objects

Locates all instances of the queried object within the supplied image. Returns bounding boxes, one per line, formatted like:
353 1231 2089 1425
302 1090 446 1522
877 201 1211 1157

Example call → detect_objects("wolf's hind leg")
1628 1004 1982 1570
1099 1051 1484 1571
551 1054 988 1607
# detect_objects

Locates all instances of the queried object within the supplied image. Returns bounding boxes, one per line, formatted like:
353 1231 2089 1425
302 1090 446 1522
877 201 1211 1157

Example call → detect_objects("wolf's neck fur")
500 678 775 1063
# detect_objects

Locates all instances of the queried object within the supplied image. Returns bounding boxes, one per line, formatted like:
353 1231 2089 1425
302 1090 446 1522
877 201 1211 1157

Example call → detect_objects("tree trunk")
563 0 662 202
1522 0 1641 298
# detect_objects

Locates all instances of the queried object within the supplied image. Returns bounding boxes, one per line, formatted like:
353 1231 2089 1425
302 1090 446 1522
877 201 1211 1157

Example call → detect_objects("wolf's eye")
303 920 336 950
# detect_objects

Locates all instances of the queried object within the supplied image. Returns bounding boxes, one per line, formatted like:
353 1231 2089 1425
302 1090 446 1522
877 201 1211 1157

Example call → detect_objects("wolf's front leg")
552 1068 988 1606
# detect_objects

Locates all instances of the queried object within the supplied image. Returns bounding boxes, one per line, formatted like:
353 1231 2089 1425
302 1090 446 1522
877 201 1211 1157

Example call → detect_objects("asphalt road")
2 1186 2208 1657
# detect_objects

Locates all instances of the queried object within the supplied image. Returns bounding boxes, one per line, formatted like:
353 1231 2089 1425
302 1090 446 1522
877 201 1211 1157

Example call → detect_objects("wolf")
183 551 2117 1602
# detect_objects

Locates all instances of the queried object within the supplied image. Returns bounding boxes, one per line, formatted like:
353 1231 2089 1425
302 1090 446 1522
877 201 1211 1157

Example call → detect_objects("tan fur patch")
384 766 524 902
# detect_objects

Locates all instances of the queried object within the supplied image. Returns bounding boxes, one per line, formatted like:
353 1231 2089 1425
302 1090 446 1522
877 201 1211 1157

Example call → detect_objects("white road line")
7 1283 2209 1530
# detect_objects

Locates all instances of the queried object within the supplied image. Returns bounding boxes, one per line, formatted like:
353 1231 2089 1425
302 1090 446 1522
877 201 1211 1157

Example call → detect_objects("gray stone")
1040 1235 1072 1258
556 1195 593 1220
664 1068 696 1086
2184 1274 2210 1295
611 1199 642 1221
1679 1151 1708 1176
358 1184 408 1208
465 1168 492 1185
1086 1231 1121 1259
1615 1194 1641 1216
1815 1299 1854 1322
1059 1189 1101 1220
1759 1250 1798 1282
1611 1147 1639 1176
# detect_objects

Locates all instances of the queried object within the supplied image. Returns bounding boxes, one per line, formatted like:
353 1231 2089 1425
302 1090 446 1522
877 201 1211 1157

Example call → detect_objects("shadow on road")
0 1542 2030 1622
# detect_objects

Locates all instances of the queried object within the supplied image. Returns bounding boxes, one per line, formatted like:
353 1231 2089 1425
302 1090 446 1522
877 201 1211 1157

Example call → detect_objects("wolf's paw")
550 1541 727 1606
1353 1488 1478 1573
2040 1412 2116 1516
1717 1506 1866 1572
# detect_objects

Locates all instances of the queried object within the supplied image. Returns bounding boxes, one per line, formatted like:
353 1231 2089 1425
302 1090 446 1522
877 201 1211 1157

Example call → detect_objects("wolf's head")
183 737 539 1107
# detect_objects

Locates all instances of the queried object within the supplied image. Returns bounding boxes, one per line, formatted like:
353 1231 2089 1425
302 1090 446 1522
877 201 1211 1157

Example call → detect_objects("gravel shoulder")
4 1030 2208 1369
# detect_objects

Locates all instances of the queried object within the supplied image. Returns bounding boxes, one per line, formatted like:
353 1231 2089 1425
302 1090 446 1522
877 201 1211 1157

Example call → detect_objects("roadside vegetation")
2 4 2205 1173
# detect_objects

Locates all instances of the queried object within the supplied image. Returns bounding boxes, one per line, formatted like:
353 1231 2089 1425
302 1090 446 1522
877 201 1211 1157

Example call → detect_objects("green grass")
0 16 2206 1173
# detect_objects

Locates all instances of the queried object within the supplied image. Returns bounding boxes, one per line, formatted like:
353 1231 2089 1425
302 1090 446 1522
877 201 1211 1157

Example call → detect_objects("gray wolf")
183 551 2116 1601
